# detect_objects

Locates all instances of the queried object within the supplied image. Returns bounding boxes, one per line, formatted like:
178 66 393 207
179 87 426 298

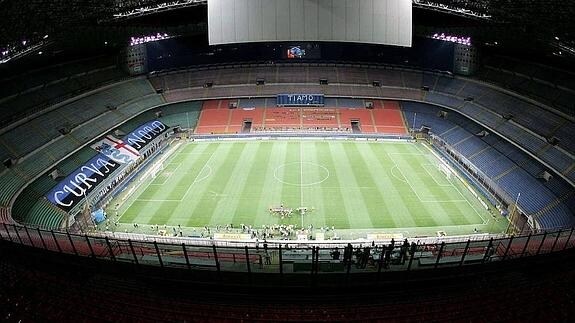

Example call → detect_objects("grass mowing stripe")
405 145 478 225
343 143 394 228
132 143 214 224
417 143 487 225
400 144 482 226
208 142 261 226
279 142 301 215
163 143 220 225
115 140 500 235
392 151 456 226
183 143 239 226
315 142 350 229
354 143 403 228
443 172 487 225
299 142 326 229
329 142 373 229
232 142 271 225
188 142 247 225
120 142 192 222
368 143 437 228
253 141 289 226
299 142 304 207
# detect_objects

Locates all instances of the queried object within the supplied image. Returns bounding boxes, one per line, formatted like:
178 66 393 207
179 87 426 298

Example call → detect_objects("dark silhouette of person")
331 247 341 260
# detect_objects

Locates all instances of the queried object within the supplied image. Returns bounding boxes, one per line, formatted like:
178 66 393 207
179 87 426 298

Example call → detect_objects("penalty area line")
419 143 489 225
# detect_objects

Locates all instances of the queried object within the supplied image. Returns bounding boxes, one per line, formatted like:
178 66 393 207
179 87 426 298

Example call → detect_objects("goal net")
149 161 164 179
438 162 452 180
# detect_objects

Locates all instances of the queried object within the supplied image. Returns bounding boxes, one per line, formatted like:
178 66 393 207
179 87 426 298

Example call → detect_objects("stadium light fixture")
111 0 206 21
431 33 471 46
413 0 491 20
129 33 171 46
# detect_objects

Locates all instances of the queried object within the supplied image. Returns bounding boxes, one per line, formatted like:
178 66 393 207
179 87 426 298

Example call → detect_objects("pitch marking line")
135 199 181 202
273 162 330 187
118 145 214 217
388 153 466 203
422 163 453 187
178 152 215 155
150 162 182 186
181 149 218 200
387 152 427 156
397 221 498 232
116 142 184 219
390 165 407 183
208 190 229 200
418 143 488 225
300 142 304 207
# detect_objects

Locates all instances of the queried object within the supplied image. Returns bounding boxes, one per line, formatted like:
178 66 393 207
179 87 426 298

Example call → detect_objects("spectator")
265 252 271 265
331 247 341 260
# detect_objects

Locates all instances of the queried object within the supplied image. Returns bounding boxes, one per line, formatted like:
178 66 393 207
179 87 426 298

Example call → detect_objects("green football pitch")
109 140 506 237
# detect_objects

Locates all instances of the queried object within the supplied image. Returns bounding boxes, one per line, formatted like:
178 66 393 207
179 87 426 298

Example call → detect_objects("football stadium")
0 0 574 321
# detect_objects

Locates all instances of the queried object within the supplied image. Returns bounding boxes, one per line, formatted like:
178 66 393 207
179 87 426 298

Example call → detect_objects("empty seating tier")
195 99 408 135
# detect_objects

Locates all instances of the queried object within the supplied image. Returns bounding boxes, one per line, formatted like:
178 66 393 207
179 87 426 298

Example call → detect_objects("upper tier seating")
0 56 126 127
0 79 155 159
476 55 575 118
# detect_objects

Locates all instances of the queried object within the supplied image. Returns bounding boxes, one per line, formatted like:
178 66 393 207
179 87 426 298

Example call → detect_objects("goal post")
438 162 452 180
149 161 164 179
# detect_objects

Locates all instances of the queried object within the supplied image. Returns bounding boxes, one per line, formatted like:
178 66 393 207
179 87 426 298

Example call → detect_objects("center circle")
274 162 330 186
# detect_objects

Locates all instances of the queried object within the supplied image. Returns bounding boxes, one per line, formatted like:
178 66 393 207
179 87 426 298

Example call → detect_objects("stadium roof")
1 0 574 65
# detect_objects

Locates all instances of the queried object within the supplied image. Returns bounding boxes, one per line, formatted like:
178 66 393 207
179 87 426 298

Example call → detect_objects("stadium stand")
1 238 574 322
195 101 232 134
0 79 155 159
0 78 162 213
149 65 574 173
0 56 126 127
156 101 203 129
371 101 408 135
0 63 573 230
195 99 408 135
339 108 375 133
402 101 574 229
476 55 575 118
11 147 97 228
228 107 265 133
10 97 202 229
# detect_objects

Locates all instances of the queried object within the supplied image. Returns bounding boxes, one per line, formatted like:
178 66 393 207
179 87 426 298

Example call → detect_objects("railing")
1 222 573 275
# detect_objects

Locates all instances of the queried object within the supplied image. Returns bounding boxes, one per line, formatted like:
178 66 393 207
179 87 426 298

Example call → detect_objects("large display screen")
208 0 412 47
283 43 321 59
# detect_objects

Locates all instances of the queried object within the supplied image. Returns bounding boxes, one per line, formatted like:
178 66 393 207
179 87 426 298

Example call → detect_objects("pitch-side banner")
123 120 169 151
46 154 123 212
91 135 140 164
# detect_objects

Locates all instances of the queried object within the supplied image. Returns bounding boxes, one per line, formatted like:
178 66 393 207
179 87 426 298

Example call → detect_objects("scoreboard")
277 94 324 107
